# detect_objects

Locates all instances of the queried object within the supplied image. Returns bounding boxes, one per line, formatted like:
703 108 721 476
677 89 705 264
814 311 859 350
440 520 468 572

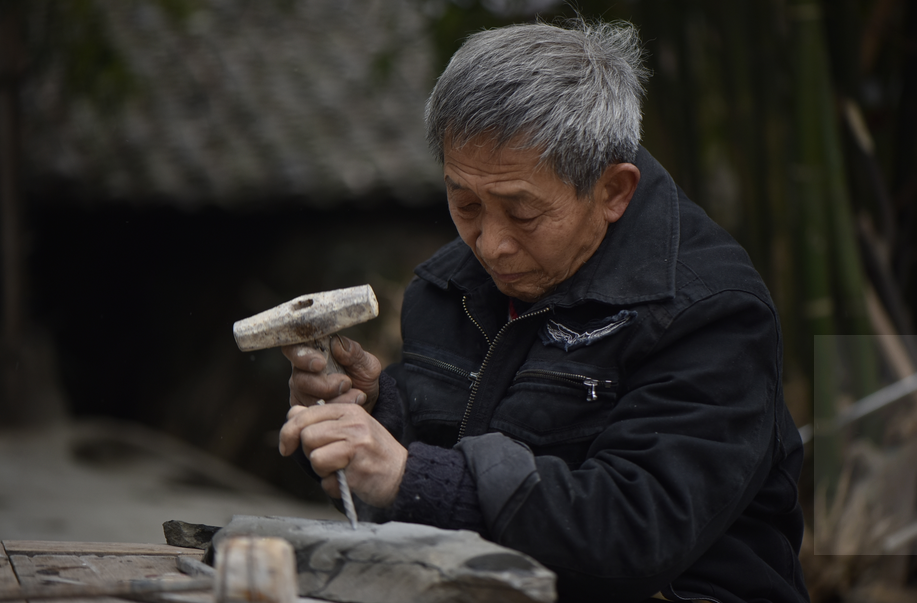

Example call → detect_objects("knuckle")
290 370 305 389
340 403 360 417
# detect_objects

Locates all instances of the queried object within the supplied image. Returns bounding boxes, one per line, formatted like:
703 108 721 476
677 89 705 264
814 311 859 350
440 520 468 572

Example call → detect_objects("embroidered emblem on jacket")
540 309 637 352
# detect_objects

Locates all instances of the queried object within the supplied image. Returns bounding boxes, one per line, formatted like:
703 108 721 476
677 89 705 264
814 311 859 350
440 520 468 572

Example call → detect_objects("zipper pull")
583 379 615 401
468 371 479 389
584 379 598 401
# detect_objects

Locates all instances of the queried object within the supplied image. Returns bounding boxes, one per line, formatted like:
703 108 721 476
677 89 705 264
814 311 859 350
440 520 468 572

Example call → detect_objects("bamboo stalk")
789 0 840 499
864 287 917 384
715 0 767 273
857 214 917 361
750 2 804 416
845 100 896 250
810 6 879 437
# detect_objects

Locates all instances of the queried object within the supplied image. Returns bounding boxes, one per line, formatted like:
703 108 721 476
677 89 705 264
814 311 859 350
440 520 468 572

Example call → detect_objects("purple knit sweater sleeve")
390 441 486 534
371 370 405 440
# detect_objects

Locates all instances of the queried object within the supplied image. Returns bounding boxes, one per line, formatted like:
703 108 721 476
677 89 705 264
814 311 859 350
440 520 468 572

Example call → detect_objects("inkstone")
213 515 556 603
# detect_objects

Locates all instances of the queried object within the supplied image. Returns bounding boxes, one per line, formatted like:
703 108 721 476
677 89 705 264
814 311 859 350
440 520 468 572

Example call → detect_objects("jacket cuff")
455 433 540 540
391 442 486 534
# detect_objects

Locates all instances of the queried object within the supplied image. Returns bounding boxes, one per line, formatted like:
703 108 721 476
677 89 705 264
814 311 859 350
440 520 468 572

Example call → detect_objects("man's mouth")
490 270 526 283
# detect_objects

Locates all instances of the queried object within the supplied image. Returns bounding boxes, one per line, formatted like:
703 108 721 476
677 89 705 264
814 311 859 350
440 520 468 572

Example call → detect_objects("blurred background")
0 0 914 600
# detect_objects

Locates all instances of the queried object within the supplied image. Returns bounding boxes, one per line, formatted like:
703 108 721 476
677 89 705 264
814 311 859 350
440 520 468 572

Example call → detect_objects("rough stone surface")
163 520 221 550
213 515 556 603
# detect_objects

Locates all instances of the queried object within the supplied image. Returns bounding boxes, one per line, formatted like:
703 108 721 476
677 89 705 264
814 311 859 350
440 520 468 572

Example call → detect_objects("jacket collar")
414 146 680 308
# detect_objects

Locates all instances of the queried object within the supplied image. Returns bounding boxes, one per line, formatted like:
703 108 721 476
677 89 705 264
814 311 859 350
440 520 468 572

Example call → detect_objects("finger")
289 390 322 408
281 344 327 372
320 474 341 499
289 367 352 407
278 405 312 456
332 336 381 379
292 388 366 408
290 387 357 407
322 389 367 406
308 439 354 477
331 337 381 405
286 403 311 421
278 404 351 456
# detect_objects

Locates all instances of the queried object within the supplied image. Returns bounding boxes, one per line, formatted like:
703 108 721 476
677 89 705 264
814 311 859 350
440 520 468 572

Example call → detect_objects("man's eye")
453 203 481 215
510 214 538 224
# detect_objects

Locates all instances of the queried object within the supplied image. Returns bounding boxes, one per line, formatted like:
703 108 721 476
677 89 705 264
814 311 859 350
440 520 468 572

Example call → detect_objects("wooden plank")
9 553 209 603
12 554 187 585
84 555 191 583
4 552 95 603
0 544 20 588
1 542 202 557
0 544 24 603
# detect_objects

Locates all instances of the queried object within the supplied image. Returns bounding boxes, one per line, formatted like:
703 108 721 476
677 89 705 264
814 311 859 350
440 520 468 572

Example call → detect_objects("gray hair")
425 19 648 197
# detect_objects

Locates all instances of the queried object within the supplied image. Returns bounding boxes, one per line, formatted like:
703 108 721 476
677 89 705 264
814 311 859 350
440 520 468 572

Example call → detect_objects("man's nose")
476 214 516 260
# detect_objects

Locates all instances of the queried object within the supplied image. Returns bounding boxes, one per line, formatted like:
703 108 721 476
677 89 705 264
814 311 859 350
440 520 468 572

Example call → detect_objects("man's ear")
595 163 641 224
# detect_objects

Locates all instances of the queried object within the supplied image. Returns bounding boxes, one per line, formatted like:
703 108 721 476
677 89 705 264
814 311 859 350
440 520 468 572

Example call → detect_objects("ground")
0 418 341 544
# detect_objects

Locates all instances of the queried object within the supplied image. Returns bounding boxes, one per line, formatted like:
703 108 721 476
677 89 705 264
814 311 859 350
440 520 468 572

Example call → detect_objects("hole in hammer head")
292 299 314 311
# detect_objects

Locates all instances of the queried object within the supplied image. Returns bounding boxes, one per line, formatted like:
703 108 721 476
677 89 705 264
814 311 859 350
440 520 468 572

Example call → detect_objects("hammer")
232 284 379 370
232 284 380 529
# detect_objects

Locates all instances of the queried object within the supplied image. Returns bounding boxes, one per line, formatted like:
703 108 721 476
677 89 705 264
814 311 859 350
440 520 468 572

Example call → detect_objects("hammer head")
233 284 379 352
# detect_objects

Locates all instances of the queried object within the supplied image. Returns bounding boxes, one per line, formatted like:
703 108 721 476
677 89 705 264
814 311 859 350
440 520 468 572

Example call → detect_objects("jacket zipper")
514 369 616 402
458 296 550 441
462 296 491 347
402 351 478 387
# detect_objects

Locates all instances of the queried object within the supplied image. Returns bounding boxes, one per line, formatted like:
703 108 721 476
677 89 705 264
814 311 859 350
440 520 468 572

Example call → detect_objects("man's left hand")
278 403 407 508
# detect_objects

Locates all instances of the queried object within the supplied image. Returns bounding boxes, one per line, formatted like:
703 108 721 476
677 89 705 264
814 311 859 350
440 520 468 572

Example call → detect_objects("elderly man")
278 20 809 603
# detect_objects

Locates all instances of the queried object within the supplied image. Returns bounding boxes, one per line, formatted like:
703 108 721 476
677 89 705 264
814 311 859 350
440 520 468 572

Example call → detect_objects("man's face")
443 140 611 302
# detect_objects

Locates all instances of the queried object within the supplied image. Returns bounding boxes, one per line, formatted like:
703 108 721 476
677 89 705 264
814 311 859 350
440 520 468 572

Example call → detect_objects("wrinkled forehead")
443 130 553 172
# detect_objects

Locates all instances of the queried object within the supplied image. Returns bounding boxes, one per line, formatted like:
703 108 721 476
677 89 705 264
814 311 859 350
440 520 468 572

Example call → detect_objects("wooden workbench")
1 540 205 603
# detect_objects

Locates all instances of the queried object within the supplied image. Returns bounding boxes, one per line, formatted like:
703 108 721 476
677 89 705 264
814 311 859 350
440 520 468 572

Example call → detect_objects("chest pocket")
491 359 618 467
402 345 477 430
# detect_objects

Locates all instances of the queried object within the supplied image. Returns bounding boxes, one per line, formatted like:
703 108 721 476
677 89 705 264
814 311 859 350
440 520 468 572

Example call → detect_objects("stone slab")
213 515 556 603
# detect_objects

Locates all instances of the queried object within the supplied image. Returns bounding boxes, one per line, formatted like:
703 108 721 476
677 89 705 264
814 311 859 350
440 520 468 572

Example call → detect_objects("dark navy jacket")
374 147 808 602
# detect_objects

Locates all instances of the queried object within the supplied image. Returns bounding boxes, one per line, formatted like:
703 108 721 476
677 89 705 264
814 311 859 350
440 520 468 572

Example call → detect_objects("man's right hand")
281 336 382 414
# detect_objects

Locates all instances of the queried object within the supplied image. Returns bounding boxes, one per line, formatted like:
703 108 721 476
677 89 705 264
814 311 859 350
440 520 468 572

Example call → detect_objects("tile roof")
22 0 443 207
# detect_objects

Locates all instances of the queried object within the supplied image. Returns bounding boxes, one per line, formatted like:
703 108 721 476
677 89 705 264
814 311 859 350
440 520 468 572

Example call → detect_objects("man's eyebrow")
444 176 464 191
443 175 533 201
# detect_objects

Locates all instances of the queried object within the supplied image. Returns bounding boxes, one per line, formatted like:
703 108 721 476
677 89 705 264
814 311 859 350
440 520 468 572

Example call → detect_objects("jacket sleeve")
456 290 781 602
